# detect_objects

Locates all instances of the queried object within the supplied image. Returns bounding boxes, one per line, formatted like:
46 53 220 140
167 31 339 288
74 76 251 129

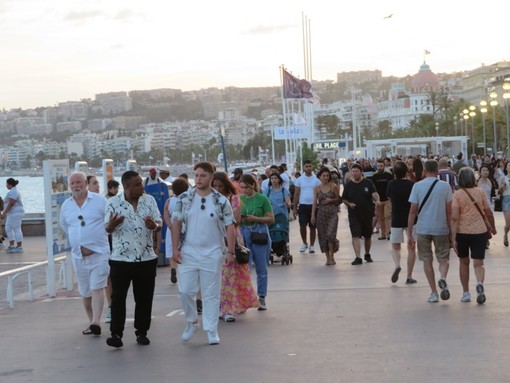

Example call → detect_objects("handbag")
463 189 493 239
250 227 269 245
494 196 502 212
235 241 250 264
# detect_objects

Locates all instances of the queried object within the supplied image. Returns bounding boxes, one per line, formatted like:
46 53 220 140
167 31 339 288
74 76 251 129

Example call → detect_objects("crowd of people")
4 151 506 348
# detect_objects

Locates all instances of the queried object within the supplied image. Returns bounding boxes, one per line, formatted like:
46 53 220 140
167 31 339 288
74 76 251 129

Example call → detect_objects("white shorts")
390 227 416 244
72 254 110 297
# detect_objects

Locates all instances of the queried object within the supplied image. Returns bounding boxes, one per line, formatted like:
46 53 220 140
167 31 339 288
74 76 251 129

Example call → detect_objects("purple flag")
283 69 314 99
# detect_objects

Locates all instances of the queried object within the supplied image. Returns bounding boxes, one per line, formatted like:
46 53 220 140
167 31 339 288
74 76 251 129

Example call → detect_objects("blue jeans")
241 224 271 298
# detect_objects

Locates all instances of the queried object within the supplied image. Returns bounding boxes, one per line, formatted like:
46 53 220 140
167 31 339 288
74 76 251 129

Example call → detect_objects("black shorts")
456 232 488 260
298 204 316 228
348 214 373 238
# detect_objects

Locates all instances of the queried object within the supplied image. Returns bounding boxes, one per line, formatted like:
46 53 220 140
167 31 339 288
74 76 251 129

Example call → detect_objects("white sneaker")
181 322 199 342
207 330 220 345
461 292 471 302
299 244 308 253
104 306 111 323
308 245 315 254
428 292 439 303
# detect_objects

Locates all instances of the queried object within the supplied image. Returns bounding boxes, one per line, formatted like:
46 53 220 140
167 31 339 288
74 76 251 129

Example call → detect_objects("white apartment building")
95 92 133 115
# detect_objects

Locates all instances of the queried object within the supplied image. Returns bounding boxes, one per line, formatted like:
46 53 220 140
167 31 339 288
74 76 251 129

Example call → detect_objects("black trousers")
109 258 157 338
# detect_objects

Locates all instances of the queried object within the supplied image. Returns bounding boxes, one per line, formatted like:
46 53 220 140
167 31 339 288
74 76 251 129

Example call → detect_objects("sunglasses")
201 197 206 210
78 215 85 226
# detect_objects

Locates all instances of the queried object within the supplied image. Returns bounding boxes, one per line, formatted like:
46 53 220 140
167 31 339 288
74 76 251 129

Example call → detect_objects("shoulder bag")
463 189 493 239
235 240 250 264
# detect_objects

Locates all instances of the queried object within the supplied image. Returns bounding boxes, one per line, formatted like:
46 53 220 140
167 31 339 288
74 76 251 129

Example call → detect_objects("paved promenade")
1 211 510 382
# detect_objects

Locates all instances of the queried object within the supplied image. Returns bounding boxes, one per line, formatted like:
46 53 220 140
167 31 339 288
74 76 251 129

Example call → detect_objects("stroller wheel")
289 255 293 264
270 254 274 264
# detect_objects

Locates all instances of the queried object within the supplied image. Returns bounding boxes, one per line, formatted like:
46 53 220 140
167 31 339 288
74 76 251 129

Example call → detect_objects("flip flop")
82 327 93 335
89 323 101 335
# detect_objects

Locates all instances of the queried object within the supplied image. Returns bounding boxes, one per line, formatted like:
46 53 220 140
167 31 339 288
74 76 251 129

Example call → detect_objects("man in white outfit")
172 162 236 345
60 172 110 336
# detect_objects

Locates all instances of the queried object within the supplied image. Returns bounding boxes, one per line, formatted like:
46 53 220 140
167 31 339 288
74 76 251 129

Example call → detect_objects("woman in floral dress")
212 172 259 322
311 167 341 265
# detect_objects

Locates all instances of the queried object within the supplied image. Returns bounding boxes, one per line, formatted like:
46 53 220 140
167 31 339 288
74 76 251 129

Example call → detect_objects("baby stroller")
269 213 293 266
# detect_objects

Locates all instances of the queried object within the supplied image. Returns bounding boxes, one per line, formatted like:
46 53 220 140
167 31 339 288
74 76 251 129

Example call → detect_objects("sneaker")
428 292 439 303
299 244 308 253
405 278 417 285
196 298 202 315
308 245 315 254
6 245 16 253
461 291 471 302
106 334 123 348
476 283 486 304
364 254 373 263
170 268 177 284
351 257 362 265
12 246 23 253
180 322 199 342
136 334 150 345
104 306 111 323
438 278 450 301
391 266 401 283
207 330 220 345
258 297 267 311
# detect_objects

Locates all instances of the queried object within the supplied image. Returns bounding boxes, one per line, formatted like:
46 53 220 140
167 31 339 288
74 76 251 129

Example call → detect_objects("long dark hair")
240 174 258 192
413 158 423 180
212 171 238 196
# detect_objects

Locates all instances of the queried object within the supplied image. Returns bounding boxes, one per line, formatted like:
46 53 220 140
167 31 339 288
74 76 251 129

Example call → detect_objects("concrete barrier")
1 212 45 237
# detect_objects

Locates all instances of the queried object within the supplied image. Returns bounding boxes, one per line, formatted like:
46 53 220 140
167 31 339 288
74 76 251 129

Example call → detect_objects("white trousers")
178 250 224 332
5 212 24 243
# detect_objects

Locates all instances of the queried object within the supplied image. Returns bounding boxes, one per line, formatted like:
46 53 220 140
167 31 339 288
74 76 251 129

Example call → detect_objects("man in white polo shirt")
292 160 321 253
60 172 110 337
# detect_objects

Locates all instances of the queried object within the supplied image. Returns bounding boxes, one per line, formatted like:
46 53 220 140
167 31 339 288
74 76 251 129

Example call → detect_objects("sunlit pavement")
1 210 510 383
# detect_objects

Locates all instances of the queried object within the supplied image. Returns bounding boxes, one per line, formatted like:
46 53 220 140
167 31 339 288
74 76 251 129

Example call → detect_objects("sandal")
224 314 236 322
504 234 509 247
89 323 101 335
82 327 93 335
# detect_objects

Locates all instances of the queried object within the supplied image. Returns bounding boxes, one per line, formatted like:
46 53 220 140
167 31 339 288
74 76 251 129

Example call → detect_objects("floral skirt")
220 261 259 316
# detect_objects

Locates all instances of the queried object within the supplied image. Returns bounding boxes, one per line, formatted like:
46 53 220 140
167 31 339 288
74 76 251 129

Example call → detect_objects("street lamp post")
489 92 499 154
503 79 510 158
453 116 458 136
469 105 476 155
219 124 228 173
480 100 488 156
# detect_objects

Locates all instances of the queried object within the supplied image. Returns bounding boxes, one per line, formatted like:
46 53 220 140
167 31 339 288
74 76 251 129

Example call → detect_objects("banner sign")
273 126 309 140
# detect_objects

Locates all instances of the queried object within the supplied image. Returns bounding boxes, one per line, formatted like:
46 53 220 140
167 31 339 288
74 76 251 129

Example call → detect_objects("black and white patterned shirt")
105 193 161 262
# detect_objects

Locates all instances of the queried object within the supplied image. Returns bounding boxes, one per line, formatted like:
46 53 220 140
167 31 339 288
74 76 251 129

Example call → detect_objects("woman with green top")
239 174 274 311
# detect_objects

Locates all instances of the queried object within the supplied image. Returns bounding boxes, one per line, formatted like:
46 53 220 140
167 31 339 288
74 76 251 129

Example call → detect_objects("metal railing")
0 255 68 308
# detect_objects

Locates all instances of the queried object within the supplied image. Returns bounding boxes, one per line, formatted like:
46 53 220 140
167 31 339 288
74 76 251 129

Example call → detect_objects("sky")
1 0 509 110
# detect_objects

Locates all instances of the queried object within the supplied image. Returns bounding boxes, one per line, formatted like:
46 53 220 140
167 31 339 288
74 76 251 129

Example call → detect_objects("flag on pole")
283 69 316 100
424 49 431 55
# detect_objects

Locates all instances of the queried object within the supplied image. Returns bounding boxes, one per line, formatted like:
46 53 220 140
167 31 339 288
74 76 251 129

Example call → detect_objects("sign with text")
273 126 309 140
313 141 340 150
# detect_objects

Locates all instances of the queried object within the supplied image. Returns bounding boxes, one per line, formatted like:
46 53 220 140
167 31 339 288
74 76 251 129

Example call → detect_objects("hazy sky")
1 0 508 109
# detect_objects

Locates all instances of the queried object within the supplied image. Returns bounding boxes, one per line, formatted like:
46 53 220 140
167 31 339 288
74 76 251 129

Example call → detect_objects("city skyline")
1 0 509 110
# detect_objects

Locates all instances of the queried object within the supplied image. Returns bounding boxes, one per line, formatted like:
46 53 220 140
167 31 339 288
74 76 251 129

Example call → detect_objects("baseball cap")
149 168 157 174
159 164 171 173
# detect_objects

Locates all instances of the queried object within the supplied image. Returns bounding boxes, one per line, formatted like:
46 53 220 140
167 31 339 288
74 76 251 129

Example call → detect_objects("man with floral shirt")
104 171 162 348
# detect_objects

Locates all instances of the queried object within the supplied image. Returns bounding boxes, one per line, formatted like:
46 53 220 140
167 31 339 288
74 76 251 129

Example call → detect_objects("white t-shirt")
181 193 225 261
295 174 320 205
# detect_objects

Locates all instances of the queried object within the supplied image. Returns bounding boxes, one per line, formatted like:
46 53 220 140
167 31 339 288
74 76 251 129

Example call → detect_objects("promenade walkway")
1 211 510 382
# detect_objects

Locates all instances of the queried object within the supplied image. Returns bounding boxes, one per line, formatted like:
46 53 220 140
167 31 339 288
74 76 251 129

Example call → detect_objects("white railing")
0 255 68 308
